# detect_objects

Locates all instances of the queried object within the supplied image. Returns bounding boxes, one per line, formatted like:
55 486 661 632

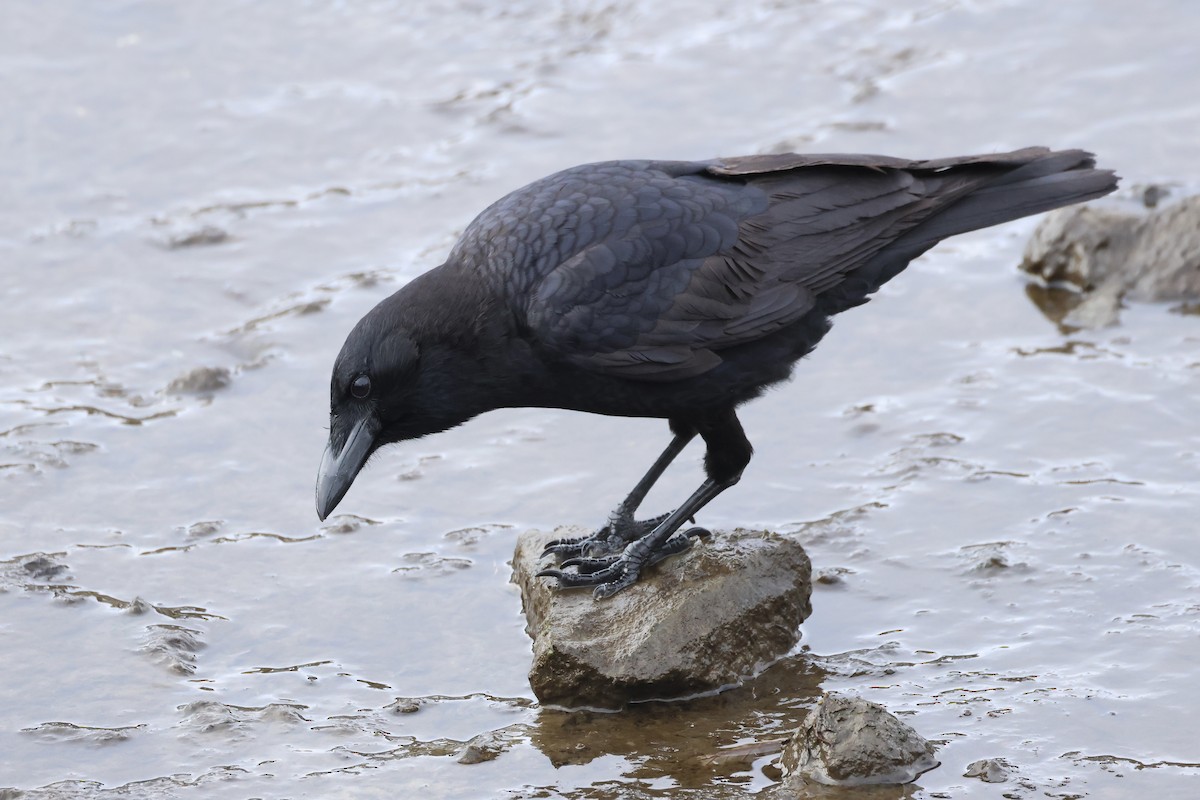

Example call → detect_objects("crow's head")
315 296 422 521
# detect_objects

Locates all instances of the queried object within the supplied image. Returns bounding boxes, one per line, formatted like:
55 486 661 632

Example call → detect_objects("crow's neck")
394 263 534 425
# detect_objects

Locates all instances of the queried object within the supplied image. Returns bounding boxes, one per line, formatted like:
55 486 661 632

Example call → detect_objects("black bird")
316 148 1116 598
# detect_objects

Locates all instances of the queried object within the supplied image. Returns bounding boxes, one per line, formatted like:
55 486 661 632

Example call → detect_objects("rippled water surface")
3 1 1198 797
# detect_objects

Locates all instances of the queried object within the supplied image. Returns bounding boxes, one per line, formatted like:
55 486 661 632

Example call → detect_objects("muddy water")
2 1 1198 797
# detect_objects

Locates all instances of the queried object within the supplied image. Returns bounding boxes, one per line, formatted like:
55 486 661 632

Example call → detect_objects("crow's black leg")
541 422 696 560
539 408 753 599
538 479 733 594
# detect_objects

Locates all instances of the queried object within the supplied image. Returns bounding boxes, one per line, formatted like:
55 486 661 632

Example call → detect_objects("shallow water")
2 1 1199 797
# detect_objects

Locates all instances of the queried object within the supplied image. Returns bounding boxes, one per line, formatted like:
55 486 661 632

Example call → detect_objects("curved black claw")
592 566 640 600
559 555 620 575
535 562 625 588
537 526 710 599
644 528 706 566
540 513 671 561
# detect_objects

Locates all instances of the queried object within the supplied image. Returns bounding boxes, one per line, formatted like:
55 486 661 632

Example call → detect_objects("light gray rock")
1020 205 1141 293
456 730 509 764
1021 196 1200 327
964 757 1015 783
161 224 230 249
1127 196 1200 299
141 623 205 675
167 366 232 395
780 694 938 787
512 528 812 709
0 551 70 592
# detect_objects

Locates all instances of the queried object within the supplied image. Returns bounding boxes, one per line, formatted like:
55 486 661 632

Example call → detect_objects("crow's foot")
537 526 710 599
540 512 671 561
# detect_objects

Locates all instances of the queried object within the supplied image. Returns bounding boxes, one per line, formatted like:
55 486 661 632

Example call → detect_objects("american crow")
316 148 1116 598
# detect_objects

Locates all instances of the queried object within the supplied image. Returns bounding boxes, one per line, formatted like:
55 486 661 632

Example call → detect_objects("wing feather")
523 162 935 380
509 150 1104 382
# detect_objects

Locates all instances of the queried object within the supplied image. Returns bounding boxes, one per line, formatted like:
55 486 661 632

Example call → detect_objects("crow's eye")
351 374 371 399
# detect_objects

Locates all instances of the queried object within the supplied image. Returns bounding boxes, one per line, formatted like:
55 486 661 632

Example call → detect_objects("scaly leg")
541 424 696 560
539 408 752 599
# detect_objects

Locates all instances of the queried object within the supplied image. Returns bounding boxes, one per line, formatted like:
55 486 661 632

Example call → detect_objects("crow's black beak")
316 412 380 521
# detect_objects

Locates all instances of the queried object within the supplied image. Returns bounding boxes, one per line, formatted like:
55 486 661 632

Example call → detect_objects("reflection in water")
532 653 827 788
1023 282 1087 332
